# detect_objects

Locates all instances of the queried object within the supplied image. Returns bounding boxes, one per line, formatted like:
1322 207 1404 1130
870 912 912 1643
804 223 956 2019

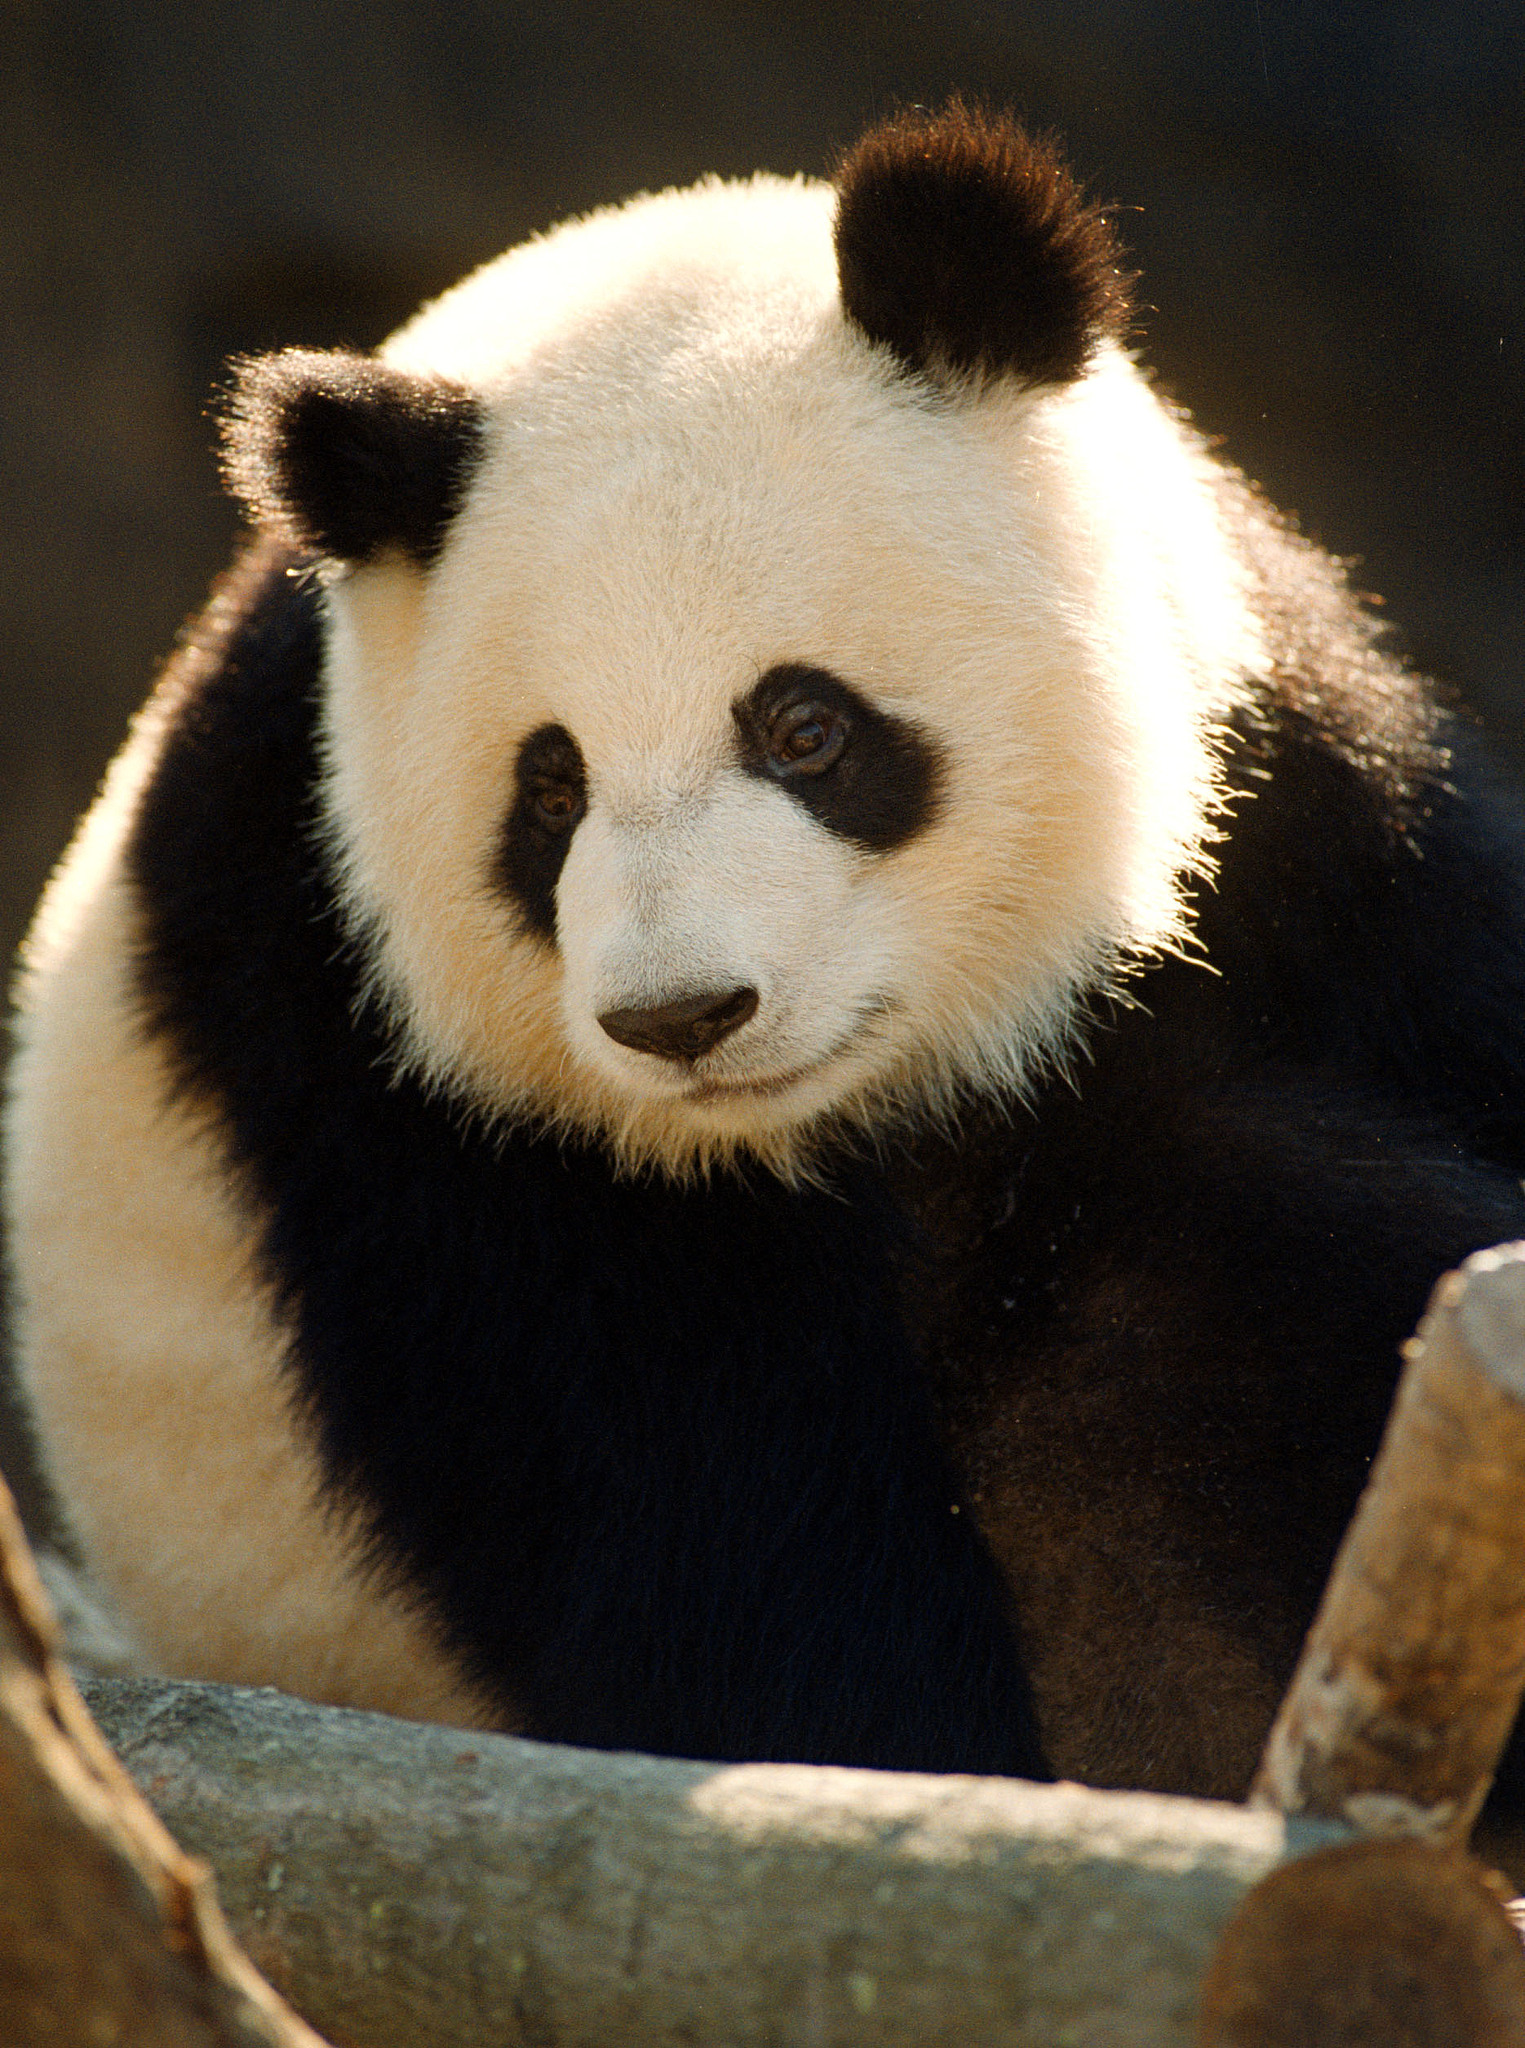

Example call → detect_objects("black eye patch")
733 664 944 852
491 723 588 943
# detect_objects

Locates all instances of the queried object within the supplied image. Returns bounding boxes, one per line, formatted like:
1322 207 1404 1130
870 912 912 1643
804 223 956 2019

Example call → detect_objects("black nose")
598 986 759 1062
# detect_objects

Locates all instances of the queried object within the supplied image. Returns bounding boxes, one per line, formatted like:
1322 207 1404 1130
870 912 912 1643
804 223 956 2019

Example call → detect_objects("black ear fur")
834 102 1132 388
221 350 487 567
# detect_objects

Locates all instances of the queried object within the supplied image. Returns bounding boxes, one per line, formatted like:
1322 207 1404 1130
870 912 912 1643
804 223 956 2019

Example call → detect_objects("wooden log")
0 1480 328 2048
1252 1242 1525 1843
1197 1838 1525 2048
85 1675 1345 2048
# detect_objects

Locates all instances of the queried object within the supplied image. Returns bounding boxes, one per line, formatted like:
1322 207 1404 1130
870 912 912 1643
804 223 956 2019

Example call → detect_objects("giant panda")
7 102 1525 1804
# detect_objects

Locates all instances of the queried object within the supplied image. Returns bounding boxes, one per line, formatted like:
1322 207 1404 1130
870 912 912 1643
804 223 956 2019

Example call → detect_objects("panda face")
301 173 1257 1177
496 655 942 1115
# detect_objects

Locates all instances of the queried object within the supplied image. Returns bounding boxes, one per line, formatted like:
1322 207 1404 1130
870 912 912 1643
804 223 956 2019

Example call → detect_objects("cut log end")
1456 1242 1525 1404
1197 1839 1525 2048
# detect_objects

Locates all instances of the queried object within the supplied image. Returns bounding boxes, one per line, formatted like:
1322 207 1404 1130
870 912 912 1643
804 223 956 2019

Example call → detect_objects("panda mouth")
680 1006 894 1104
684 1062 823 1103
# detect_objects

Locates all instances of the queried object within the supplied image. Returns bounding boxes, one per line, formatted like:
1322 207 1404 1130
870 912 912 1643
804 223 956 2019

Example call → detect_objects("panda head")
222 105 1259 1178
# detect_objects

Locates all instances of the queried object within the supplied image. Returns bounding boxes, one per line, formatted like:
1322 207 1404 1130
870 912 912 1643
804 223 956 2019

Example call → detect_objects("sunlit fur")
317 175 1262 1179
5 725 495 1723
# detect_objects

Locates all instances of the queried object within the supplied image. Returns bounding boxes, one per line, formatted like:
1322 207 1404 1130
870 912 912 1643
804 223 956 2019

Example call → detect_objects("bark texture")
85 1675 1342 2048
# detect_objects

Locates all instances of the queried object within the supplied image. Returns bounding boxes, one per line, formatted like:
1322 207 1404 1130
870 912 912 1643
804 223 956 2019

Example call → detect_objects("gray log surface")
86 1676 1343 2048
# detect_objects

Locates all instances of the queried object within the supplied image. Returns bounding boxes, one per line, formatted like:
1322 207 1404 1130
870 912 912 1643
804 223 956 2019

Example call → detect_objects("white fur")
323 175 1261 1177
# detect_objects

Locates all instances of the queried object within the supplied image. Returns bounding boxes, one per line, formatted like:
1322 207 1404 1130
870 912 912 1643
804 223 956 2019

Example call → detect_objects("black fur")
221 350 486 567
492 723 589 944
834 103 1131 387
123 503 1525 1806
733 664 944 851
126 545 1045 1776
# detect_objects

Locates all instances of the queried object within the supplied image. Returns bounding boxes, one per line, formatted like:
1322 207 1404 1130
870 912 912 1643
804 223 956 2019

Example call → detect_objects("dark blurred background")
2 1 1522 1533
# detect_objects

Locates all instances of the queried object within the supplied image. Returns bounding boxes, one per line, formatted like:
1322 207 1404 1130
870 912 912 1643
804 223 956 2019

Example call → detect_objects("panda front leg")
921 1071 1525 1805
4 839 497 1729
255 1129 1057 1777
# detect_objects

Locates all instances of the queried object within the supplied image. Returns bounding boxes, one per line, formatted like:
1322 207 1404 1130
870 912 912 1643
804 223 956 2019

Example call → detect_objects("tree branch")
0 1481 328 2048
1253 1243 1525 1842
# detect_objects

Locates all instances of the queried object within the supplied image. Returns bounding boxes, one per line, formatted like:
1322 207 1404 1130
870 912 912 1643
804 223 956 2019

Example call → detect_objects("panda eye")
495 721 588 944
767 702 847 777
736 664 942 852
532 781 584 829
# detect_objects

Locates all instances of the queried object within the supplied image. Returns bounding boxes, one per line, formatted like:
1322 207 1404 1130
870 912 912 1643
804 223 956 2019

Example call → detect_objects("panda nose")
598 986 759 1062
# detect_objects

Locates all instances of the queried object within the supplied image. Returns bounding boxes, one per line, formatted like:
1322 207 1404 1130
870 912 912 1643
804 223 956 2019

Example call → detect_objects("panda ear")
833 102 1132 389
220 349 487 568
